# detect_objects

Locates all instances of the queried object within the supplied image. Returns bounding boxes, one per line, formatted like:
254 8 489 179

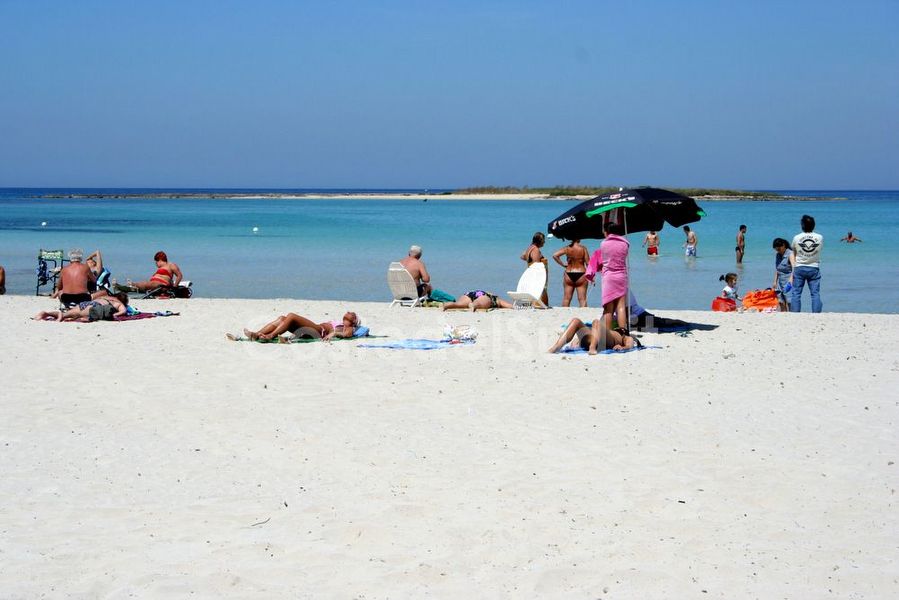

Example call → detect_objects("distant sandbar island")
35 187 842 201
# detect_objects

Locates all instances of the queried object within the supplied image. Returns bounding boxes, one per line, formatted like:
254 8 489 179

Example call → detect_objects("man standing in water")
642 231 660 256
736 224 747 264
683 226 698 257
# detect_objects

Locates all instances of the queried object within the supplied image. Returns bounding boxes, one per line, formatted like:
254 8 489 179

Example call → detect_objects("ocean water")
1 189 896 313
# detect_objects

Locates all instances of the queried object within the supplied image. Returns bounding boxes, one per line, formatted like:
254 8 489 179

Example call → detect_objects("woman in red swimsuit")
122 251 183 292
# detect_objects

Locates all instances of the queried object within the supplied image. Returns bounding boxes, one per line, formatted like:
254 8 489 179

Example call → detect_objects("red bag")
712 297 737 312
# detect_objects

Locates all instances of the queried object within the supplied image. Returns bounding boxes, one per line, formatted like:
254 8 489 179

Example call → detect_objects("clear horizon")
2 1 897 189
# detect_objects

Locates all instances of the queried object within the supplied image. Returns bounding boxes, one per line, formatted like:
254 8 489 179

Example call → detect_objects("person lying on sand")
34 293 129 323
547 317 640 355
442 290 513 311
233 311 361 342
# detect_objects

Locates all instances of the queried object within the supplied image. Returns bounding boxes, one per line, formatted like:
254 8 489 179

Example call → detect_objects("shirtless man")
642 231 660 256
736 224 747 264
683 226 698 257
399 245 431 297
840 231 863 243
53 249 96 306
0 264 5 294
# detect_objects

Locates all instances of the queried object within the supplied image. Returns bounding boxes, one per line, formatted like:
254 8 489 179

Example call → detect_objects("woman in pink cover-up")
586 223 630 332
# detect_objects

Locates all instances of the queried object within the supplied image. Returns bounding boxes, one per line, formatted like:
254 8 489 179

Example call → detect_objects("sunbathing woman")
547 317 640 355
34 293 129 322
442 290 513 311
235 311 361 342
120 251 183 292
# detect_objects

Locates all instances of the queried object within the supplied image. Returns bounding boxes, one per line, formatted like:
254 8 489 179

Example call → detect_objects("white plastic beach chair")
507 263 548 309
387 262 427 307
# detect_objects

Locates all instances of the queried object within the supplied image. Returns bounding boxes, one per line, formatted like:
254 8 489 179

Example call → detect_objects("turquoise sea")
1 189 896 313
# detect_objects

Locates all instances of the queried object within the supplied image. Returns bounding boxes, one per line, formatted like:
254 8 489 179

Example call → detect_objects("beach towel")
358 338 476 350
227 326 373 343
558 344 661 355
114 310 180 321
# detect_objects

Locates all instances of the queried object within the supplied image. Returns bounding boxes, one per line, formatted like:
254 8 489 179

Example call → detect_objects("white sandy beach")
1 295 897 598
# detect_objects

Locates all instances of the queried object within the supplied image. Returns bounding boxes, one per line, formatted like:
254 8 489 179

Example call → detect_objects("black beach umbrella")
547 187 706 240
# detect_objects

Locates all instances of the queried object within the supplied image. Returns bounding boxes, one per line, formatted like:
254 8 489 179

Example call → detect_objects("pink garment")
585 234 630 305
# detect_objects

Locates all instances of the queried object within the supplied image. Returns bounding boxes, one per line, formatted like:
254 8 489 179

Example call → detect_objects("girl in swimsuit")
520 232 550 307
441 290 513 311
547 318 640 355
120 251 184 292
236 311 360 342
552 239 590 308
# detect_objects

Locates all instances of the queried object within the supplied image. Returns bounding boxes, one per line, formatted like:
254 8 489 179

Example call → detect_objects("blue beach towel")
558 344 661 355
358 338 475 351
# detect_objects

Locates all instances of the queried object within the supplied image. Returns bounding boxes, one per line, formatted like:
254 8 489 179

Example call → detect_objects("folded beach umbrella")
547 187 706 240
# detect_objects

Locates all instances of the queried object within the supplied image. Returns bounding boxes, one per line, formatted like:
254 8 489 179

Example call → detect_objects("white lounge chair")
388 262 428 307
507 262 548 309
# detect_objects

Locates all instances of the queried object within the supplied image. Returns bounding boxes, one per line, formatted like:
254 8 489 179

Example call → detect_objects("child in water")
719 272 740 301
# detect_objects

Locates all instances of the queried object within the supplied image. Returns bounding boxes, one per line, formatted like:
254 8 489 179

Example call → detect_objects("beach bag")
711 297 736 312
742 289 778 311
443 324 478 341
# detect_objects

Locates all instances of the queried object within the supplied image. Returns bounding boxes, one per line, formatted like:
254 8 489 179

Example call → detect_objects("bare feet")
243 328 259 341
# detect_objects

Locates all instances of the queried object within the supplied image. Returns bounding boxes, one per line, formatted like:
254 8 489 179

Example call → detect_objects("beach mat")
558 345 661 355
115 310 180 321
358 338 475 350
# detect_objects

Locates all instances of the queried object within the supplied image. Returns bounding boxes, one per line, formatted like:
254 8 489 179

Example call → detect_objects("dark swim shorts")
88 303 116 321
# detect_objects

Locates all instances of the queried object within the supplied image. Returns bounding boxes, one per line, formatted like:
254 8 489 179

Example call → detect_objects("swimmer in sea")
642 231 660 256
736 224 747 264
683 225 698 257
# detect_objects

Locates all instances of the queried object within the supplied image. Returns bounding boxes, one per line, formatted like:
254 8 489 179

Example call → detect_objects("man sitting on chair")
52 248 96 307
399 244 431 298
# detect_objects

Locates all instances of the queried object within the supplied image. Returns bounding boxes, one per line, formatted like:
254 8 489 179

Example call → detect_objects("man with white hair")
399 244 431 298
53 248 96 307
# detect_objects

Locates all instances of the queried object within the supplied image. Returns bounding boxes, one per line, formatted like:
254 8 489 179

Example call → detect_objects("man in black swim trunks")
53 249 96 307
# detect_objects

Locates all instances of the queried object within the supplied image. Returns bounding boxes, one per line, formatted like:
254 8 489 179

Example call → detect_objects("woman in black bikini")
441 290 514 311
552 239 590 307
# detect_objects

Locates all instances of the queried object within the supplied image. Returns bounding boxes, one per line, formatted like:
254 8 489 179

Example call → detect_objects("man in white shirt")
789 214 823 312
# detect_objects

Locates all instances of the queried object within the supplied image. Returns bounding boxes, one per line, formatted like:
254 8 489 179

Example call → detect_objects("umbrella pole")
624 211 631 330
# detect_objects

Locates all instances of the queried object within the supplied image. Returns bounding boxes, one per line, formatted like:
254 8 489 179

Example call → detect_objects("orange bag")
712 297 737 312
742 289 778 311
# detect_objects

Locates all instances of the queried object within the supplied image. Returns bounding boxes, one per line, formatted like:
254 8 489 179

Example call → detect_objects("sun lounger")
507 263 548 309
387 262 427 307
142 280 193 299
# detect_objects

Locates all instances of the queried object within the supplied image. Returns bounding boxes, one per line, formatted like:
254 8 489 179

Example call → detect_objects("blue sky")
1 0 896 189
